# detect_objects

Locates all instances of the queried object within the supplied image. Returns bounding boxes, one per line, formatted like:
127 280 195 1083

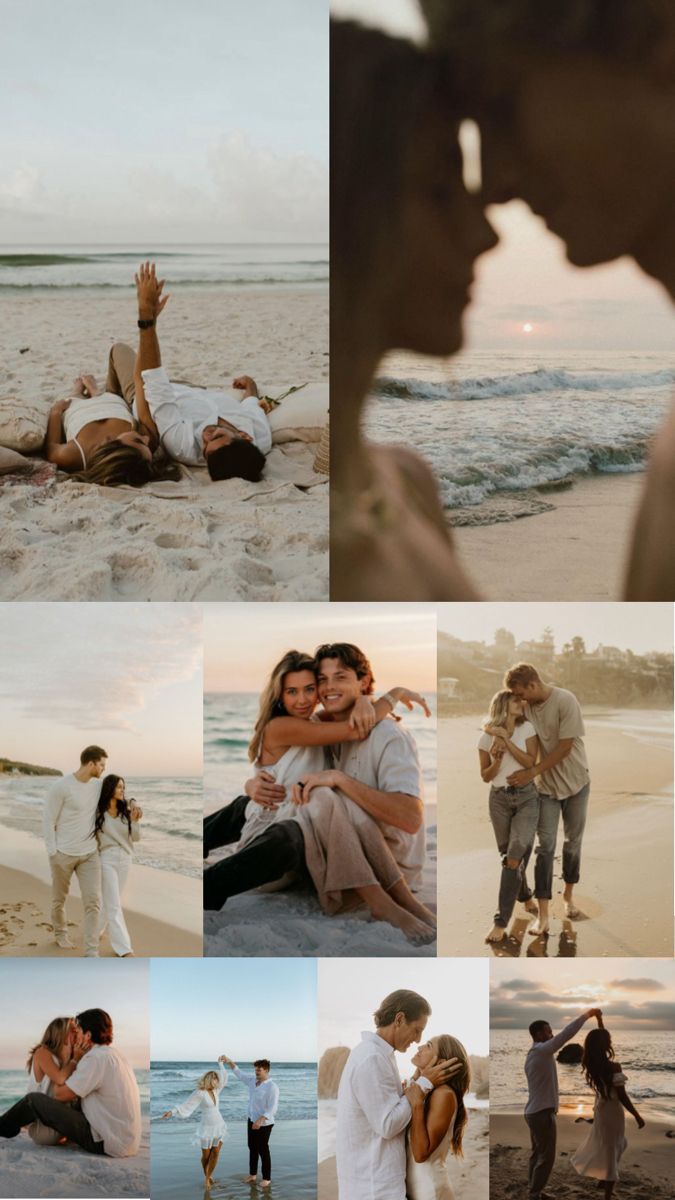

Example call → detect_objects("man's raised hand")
135 260 170 320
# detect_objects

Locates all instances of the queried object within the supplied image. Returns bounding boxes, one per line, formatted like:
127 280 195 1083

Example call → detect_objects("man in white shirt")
112 261 272 481
336 989 460 1200
504 663 591 934
222 1056 280 1189
43 744 107 956
0 1008 141 1158
523 1007 602 1200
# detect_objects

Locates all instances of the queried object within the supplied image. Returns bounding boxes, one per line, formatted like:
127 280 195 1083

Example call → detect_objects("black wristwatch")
137 318 155 329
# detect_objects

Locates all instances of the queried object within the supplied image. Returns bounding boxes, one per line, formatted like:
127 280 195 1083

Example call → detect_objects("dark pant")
248 1119 273 1180
534 782 590 900
0 1092 104 1155
525 1108 556 1198
204 795 249 858
203 819 306 910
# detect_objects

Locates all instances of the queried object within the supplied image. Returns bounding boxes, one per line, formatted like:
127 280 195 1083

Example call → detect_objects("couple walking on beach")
161 1055 279 1190
0 1008 141 1160
46 262 273 488
523 1008 644 1200
204 641 436 944
478 664 590 944
336 988 471 1199
44 745 142 957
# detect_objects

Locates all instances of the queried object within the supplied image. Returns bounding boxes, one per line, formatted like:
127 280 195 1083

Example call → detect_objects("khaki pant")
105 342 136 406
50 850 101 957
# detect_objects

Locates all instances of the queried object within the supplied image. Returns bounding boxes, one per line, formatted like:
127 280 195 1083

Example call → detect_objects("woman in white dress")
406 1034 471 1200
238 649 436 940
572 1026 645 1199
161 1058 229 1189
25 1016 79 1145
478 690 541 942
94 775 142 958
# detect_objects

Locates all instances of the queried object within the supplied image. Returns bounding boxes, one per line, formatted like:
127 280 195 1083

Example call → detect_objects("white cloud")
208 132 328 241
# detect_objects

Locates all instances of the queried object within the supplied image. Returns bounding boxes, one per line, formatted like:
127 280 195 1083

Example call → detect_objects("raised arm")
133 261 169 446
537 1010 600 1057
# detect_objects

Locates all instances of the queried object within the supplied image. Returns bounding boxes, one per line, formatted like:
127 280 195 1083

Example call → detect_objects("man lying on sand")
132 261 273 481
0 1008 141 1158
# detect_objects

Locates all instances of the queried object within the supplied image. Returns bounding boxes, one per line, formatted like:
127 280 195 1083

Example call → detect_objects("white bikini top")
63 393 135 467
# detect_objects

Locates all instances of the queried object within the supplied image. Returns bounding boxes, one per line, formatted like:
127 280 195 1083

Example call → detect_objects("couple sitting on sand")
0 1009 141 1160
478 664 590 944
45 262 272 488
524 1008 644 1200
204 642 437 944
337 988 470 1200
161 1055 279 1191
44 746 143 958
332 2 675 601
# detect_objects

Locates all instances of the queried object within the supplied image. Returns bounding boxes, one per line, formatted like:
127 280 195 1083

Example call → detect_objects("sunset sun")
522 322 534 334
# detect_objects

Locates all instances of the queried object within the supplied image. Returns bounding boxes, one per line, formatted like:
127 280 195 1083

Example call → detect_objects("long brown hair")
71 440 182 488
248 650 317 762
26 1016 72 1074
433 1034 470 1157
94 775 133 837
582 1027 616 1100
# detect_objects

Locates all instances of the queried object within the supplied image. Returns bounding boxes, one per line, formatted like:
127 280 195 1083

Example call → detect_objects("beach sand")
454 473 641 601
0 1122 150 1198
318 1108 489 1200
437 713 673 957
0 825 202 957
204 805 437 958
490 1112 675 1200
0 287 328 602
152 1118 317 1200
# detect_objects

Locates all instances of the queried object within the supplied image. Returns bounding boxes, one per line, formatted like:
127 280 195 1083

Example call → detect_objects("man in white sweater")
524 1007 602 1200
42 745 107 957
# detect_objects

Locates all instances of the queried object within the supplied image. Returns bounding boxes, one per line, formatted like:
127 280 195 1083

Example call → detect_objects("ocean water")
151 1062 316 1123
0 1066 150 1114
366 350 674 524
0 244 328 291
0 774 202 878
490 1030 674 1122
203 691 438 808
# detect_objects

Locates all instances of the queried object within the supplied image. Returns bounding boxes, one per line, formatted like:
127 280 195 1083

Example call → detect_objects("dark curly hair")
582 1027 616 1100
94 774 133 837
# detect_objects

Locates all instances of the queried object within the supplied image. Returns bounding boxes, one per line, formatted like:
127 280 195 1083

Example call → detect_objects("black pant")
525 1108 556 1198
0 1092 104 1155
248 1119 273 1180
203 795 250 858
203 819 305 910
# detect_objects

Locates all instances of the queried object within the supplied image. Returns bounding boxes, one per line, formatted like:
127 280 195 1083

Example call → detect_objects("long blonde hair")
197 1069 221 1092
248 650 317 762
26 1016 72 1074
71 440 182 488
432 1034 470 1157
483 689 524 732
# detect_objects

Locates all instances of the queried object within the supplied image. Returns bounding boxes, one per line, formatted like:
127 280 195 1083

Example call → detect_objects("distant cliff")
0 757 62 776
319 1046 489 1100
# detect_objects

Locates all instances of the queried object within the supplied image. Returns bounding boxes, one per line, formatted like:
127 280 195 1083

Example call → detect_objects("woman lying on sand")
572 1023 645 1200
25 1017 79 1146
95 775 142 958
331 20 496 599
45 373 181 487
161 1058 228 1189
478 690 540 944
407 1034 470 1200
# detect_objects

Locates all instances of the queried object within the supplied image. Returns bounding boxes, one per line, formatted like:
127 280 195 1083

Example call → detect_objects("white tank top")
63 393 135 466
239 742 325 848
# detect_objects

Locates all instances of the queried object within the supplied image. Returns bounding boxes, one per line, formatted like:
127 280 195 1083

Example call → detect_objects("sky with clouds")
332 0 674 351
0 603 202 775
0 0 328 244
490 960 675 1031
438 602 674 656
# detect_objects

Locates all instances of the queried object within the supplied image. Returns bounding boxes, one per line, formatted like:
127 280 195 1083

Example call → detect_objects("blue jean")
534 781 590 900
489 784 540 927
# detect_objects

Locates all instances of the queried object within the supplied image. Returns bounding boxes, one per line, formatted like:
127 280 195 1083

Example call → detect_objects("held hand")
349 695 377 737
135 260 170 320
405 1083 426 1107
233 375 259 398
420 1057 461 1089
392 688 432 717
161 1111 172 1120
486 724 509 741
587 1008 602 1021
507 768 535 787
246 772 285 809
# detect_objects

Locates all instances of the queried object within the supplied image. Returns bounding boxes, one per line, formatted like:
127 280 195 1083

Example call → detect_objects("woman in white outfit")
95 775 142 957
241 649 436 940
161 1058 229 1189
572 1025 645 1199
406 1034 471 1200
25 1016 79 1145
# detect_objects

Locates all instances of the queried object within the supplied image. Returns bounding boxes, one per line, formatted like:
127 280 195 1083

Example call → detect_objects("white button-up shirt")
68 1045 141 1157
232 1067 279 1126
525 1014 588 1115
336 1032 412 1200
140 366 272 465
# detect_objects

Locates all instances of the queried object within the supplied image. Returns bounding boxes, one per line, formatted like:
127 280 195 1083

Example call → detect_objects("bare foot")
72 376 86 396
370 895 435 942
485 924 507 943
523 898 538 914
261 1182 271 1190
243 1175 257 1183
55 934 75 949
564 899 581 919
80 373 99 398
528 919 550 936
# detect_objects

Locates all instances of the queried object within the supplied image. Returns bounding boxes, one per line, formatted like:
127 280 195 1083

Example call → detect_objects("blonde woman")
478 690 540 943
161 1058 229 1189
45 373 181 487
407 1034 471 1199
25 1017 78 1146
204 649 436 941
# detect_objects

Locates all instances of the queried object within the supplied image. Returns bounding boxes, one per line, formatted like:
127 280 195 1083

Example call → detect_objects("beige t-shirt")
525 687 590 800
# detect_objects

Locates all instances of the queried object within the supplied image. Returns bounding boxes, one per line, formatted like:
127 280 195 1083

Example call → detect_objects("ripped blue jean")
489 783 540 927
